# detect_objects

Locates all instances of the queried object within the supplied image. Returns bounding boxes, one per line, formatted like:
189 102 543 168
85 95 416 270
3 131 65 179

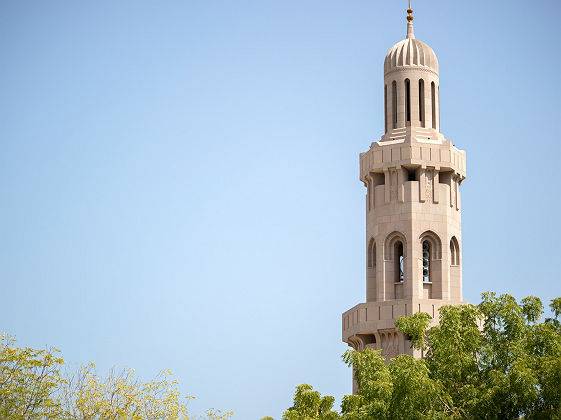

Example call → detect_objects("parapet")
360 126 466 182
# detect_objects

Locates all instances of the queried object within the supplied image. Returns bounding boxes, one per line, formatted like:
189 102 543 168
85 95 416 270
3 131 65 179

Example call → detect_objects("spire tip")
406 1 415 39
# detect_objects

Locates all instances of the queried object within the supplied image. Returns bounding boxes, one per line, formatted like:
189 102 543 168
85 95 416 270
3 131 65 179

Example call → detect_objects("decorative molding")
380 330 400 360
385 66 439 78
378 138 406 146
424 169 433 202
416 138 442 144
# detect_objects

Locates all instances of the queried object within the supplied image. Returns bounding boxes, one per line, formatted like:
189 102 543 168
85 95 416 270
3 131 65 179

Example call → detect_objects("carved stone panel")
380 330 400 360
425 169 433 203
390 170 398 201
451 175 457 209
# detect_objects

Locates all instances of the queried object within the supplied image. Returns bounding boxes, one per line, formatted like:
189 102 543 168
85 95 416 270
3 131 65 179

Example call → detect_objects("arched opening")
395 242 404 283
392 81 397 129
384 84 388 132
419 79 425 126
385 232 407 299
450 240 456 266
431 82 436 129
449 236 461 300
450 236 460 266
419 231 442 260
367 238 377 301
422 240 431 282
419 231 443 299
405 79 411 123
368 239 376 268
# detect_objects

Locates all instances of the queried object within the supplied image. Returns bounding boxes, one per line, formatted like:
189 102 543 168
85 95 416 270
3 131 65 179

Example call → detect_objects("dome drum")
382 23 441 134
384 69 440 134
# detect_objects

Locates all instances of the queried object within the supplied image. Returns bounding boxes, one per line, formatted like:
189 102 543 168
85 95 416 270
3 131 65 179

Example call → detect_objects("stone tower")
342 6 466 365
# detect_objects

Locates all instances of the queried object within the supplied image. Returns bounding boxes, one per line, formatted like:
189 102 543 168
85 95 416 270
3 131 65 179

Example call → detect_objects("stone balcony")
359 127 466 182
341 298 463 344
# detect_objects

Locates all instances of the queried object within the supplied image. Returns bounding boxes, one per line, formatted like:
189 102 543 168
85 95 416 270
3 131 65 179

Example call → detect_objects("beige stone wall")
361 131 465 302
342 298 462 359
342 21 466 374
343 97 466 363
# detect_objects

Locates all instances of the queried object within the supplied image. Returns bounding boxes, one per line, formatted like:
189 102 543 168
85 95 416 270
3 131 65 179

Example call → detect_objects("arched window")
405 79 411 123
395 242 404 282
431 82 436 129
384 85 388 132
392 81 397 129
422 240 431 282
385 232 407 293
419 79 425 125
419 231 442 293
368 239 376 268
450 240 456 266
450 236 460 266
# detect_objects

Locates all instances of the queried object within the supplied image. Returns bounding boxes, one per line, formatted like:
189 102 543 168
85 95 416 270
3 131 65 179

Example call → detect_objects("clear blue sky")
1 1 559 418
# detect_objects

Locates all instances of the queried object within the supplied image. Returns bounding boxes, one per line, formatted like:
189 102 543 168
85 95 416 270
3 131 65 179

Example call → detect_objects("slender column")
384 170 391 203
419 167 426 203
365 175 372 212
397 166 405 203
384 84 389 132
376 242 384 301
455 177 461 211
436 85 441 132
433 170 440 203
397 79 406 128
410 77 420 127
424 77 433 131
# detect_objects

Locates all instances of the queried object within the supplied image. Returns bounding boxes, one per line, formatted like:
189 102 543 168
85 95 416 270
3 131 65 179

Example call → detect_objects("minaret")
342 4 466 371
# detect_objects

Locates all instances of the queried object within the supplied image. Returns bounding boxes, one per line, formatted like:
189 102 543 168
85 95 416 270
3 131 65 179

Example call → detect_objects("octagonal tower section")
342 15 467 366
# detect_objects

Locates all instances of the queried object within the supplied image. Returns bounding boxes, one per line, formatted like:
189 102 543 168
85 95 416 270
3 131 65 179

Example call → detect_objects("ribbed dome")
384 25 439 75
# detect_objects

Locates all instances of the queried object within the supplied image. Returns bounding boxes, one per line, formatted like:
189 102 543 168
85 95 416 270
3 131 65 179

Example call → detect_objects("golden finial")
407 0 414 23
406 0 415 39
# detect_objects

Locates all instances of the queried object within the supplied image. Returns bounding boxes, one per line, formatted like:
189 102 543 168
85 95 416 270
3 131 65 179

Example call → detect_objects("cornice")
384 66 439 78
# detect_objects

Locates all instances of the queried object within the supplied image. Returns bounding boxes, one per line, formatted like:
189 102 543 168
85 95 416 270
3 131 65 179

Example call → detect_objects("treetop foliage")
4 292 560 419
274 293 561 420
0 334 232 419
282 384 339 420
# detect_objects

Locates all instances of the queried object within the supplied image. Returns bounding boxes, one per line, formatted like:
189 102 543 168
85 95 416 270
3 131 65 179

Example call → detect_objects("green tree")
0 333 64 418
283 384 339 420
340 348 391 419
0 334 232 419
284 293 561 420
420 304 483 417
59 362 198 419
340 349 447 420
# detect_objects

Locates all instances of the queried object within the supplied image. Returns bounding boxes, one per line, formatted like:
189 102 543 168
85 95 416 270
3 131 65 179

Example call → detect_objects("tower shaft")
342 9 466 385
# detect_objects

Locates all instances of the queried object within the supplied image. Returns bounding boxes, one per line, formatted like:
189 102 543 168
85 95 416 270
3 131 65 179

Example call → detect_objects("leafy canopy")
0 334 232 419
275 293 561 420
282 384 339 420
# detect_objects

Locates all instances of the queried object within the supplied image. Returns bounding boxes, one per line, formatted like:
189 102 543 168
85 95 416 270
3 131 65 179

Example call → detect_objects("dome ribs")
384 38 438 75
